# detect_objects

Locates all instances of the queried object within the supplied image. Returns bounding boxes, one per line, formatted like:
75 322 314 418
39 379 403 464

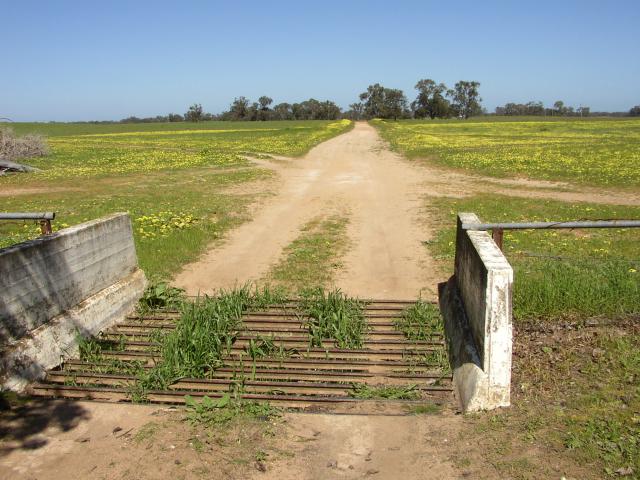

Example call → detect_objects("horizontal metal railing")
462 219 640 250
0 212 56 234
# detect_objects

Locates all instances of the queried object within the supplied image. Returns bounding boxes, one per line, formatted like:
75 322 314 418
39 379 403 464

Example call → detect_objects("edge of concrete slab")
1 268 147 392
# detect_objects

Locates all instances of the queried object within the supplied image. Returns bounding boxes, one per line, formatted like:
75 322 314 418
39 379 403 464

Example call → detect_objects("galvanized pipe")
462 220 640 231
0 212 55 220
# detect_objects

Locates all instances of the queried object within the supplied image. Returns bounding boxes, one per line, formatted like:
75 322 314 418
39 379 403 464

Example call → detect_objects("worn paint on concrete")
0 213 139 343
0 213 147 392
440 213 513 412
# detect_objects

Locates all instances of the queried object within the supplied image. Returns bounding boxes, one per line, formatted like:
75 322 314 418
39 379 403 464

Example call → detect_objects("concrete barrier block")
440 213 513 412
0 213 138 344
1 269 146 392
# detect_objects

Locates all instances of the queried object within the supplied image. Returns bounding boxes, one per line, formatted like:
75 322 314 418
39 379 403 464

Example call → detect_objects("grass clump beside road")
267 215 350 291
372 117 640 187
427 194 640 321
184 394 280 427
299 287 368 349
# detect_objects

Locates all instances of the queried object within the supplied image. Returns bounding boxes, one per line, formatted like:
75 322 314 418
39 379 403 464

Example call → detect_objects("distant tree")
359 84 408 120
383 88 408 120
448 81 482 119
577 106 590 117
630 105 640 116
496 101 544 116
359 84 387 118
185 103 204 122
273 102 293 120
168 113 184 122
346 102 364 120
228 96 251 120
257 96 273 121
412 79 450 119
258 96 273 110
553 100 565 116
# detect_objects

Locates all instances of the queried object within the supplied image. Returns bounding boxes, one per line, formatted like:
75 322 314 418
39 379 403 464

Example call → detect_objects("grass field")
0 120 352 278
373 117 640 187
426 195 640 320
426 194 639 477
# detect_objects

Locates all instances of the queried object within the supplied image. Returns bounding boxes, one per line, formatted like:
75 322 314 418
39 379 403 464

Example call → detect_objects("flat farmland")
0 120 353 277
373 117 640 187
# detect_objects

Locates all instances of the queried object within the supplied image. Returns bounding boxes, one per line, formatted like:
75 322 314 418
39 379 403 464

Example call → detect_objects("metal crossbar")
462 219 640 250
0 212 56 234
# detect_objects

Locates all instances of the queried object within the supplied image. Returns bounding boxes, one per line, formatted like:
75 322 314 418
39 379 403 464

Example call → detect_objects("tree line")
494 100 591 117
108 82 639 123
346 79 483 120
115 78 484 123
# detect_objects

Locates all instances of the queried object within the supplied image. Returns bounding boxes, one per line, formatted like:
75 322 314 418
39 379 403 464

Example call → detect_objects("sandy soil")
174 122 640 300
174 122 441 299
251 411 465 480
0 401 483 480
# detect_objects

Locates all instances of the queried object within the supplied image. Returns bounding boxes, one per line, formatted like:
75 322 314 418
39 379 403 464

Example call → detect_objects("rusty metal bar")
492 228 504 250
39 219 52 235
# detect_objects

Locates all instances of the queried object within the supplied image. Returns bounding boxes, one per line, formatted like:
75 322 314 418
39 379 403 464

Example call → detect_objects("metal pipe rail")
462 219 640 250
0 212 56 234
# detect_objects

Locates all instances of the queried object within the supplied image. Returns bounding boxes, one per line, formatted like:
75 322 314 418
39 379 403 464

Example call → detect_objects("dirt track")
174 122 440 299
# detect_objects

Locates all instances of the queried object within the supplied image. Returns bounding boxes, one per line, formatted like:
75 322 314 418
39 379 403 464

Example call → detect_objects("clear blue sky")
2 0 639 121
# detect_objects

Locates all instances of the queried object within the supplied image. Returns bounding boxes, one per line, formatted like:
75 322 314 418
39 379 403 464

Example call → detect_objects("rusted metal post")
492 228 504 251
39 219 53 235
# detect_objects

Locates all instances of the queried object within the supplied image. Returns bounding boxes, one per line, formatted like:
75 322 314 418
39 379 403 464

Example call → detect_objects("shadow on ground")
0 397 90 457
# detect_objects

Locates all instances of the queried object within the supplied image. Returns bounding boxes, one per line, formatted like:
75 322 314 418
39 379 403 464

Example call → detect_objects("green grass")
427 194 640 320
133 285 284 395
267 215 350 291
372 117 640 187
395 300 443 340
0 120 352 279
466 321 639 478
562 333 640 476
299 288 368 349
184 394 280 427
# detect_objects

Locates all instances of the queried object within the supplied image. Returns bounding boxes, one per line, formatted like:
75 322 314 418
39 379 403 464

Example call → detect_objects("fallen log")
0 158 40 173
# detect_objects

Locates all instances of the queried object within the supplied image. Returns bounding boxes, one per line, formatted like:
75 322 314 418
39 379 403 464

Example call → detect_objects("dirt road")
174 122 440 299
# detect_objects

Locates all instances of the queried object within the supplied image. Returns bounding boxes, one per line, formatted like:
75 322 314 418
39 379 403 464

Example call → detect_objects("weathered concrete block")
440 213 513 412
1 269 146 392
0 213 147 392
0 213 138 344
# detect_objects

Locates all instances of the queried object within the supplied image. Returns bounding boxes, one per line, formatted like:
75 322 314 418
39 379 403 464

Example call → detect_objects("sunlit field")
4 119 352 181
373 117 640 187
0 120 352 277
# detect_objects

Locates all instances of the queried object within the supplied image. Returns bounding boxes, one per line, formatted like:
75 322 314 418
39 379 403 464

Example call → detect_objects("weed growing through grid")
131 284 289 398
244 335 294 360
349 383 420 400
299 287 368 349
138 282 186 313
395 300 443 340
